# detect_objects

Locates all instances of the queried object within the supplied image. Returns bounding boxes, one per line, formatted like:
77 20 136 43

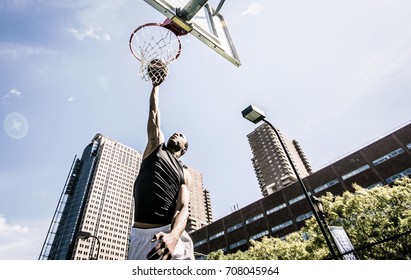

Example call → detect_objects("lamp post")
242 105 337 259
311 196 328 224
311 196 359 260
311 195 336 249
78 231 101 260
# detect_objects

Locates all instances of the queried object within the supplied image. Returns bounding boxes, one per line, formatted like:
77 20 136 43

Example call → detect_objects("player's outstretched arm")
142 84 165 159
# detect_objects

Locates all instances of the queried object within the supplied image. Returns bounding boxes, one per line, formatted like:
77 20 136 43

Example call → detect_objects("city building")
247 123 314 196
203 189 213 225
39 133 212 260
190 122 411 257
185 167 213 233
39 134 141 260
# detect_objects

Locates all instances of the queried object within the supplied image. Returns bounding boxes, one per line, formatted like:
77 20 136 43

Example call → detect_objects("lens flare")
4 112 29 139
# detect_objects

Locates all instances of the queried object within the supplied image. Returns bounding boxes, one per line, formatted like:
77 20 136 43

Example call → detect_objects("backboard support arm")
177 0 209 21
142 0 241 67
212 0 226 16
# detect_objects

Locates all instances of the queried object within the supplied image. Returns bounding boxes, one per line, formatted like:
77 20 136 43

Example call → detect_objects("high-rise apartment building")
185 167 213 233
39 133 212 260
191 121 411 256
247 123 314 196
203 189 213 224
39 134 141 260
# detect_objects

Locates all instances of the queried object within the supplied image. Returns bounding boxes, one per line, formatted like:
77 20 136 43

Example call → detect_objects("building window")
385 168 411 184
266 203 286 215
245 213 264 225
209 231 225 241
193 239 207 248
289 192 311 205
250 230 269 240
341 164 370 180
372 148 404 166
289 194 304 204
271 220 293 232
295 212 313 222
313 179 339 193
367 182 383 189
406 143 411 150
227 222 243 233
228 239 247 250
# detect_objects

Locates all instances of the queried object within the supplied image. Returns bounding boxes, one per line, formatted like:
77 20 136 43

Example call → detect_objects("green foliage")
207 177 411 260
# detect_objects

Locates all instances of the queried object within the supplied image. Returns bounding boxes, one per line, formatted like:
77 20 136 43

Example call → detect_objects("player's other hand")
146 231 178 260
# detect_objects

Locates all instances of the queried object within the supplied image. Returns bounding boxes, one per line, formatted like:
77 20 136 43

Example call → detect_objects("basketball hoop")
129 19 186 83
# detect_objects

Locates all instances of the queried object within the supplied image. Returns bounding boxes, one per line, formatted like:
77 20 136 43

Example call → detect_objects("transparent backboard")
144 0 241 67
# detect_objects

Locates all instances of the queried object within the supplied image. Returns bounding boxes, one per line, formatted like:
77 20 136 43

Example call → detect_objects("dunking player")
128 61 194 260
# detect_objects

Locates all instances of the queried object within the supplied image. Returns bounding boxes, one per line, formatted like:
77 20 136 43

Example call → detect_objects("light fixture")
77 231 100 260
77 231 92 239
241 105 266 124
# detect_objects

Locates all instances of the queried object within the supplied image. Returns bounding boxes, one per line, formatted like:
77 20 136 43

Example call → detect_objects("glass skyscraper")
39 134 141 260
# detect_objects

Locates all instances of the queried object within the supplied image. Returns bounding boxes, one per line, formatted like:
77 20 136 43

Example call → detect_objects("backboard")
143 0 241 67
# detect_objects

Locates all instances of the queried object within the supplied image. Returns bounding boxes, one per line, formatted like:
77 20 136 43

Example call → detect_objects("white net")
130 23 181 82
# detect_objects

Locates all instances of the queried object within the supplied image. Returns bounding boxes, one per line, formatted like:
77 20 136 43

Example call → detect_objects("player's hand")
146 232 178 260
148 59 167 86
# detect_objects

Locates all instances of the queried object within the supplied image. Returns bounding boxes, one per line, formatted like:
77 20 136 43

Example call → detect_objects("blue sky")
1 0 410 260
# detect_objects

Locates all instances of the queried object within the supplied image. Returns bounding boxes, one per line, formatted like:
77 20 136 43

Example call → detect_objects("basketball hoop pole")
177 0 209 21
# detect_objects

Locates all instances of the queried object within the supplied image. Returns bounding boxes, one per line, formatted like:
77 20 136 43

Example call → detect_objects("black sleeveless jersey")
133 143 185 224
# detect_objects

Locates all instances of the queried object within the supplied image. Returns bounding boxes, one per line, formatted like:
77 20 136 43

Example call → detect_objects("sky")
0 0 410 260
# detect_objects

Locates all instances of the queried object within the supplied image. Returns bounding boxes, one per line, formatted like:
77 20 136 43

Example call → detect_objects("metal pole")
93 235 101 260
86 235 101 260
78 231 101 260
262 119 338 259
177 0 209 21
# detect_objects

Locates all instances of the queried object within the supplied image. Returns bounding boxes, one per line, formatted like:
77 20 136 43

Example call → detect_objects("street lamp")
242 105 338 259
311 196 327 223
78 231 101 260
311 196 360 260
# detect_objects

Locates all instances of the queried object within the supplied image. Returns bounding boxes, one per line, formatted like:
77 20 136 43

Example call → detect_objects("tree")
207 177 411 260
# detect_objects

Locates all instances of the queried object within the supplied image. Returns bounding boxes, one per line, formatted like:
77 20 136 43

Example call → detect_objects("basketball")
147 59 168 84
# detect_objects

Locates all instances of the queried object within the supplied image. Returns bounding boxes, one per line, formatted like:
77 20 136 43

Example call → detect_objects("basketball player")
128 61 194 260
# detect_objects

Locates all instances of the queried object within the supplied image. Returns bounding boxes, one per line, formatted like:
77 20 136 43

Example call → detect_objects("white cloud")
0 215 49 260
0 43 59 61
0 215 28 234
68 0 128 40
68 27 111 41
75 0 127 25
8 88 22 97
1 88 22 105
0 44 39 60
242 1 263 16
0 215 30 259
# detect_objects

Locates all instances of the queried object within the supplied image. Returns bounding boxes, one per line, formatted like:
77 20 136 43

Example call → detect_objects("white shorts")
128 225 194 260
